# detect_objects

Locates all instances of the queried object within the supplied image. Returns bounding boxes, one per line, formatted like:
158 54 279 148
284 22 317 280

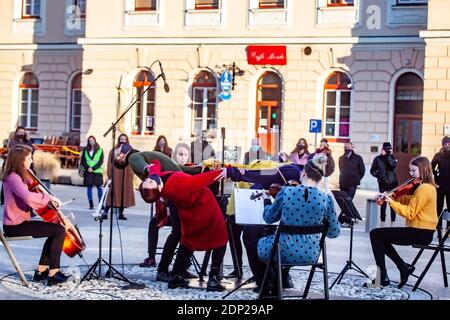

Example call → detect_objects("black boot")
397 262 415 289
207 268 226 292
89 200 94 210
168 274 189 289
363 268 390 288
282 268 294 289
47 271 70 286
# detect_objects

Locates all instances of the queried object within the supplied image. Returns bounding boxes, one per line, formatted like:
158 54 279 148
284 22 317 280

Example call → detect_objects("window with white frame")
259 0 286 8
191 71 218 135
22 0 41 18
327 0 354 6
396 0 427 5
19 73 39 129
195 0 219 10
70 73 82 132
323 72 351 139
132 70 156 135
135 0 157 11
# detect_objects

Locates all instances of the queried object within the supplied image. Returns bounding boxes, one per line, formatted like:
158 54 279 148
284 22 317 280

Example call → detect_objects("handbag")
78 165 85 177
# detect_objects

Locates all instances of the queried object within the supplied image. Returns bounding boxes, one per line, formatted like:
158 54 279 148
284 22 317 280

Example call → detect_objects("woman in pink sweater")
2 145 69 286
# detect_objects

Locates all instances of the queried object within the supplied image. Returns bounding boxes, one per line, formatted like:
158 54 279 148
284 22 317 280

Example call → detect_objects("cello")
26 169 86 257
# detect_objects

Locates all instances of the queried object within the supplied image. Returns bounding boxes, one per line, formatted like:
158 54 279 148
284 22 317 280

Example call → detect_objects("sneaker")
118 214 127 220
139 257 156 268
33 269 49 281
207 274 226 292
156 270 171 282
47 271 70 286
180 269 197 279
168 274 189 289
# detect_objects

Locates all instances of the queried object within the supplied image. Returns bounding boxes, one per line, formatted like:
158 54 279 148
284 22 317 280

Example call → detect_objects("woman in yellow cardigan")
367 156 438 289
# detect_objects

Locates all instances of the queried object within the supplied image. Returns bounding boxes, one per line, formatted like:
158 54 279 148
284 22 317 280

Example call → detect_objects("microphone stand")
83 67 163 289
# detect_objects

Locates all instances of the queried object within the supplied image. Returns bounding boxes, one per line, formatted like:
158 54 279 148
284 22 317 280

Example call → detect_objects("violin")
26 169 86 257
250 180 300 201
376 177 422 206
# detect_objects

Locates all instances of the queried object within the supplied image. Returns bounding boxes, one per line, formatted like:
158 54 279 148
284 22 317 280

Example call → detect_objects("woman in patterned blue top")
255 154 340 294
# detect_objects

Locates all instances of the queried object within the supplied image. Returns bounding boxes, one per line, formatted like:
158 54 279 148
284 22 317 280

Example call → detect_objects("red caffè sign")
247 45 287 65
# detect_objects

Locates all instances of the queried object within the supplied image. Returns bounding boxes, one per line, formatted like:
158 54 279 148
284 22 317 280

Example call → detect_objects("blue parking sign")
309 119 322 133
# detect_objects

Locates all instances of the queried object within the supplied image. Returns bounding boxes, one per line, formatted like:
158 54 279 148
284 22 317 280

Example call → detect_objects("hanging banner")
247 45 287 65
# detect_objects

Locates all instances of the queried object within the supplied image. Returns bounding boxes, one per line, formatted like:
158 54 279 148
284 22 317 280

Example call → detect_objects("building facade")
1 0 446 189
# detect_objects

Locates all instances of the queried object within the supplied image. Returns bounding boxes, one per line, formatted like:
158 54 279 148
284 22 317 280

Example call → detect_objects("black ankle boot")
47 271 70 286
397 262 415 289
207 274 226 292
89 200 94 210
168 274 189 289
33 269 49 281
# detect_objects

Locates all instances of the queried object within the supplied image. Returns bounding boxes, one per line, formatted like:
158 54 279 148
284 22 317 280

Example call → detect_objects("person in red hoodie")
135 158 228 291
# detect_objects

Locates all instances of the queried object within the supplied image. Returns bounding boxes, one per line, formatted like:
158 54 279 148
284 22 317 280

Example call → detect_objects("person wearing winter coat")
370 142 398 226
338 142 365 200
431 136 450 230
308 138 335 193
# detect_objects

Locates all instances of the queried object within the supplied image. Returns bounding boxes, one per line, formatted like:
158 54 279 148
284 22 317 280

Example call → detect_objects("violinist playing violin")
2 145 70 286
366 156 438 289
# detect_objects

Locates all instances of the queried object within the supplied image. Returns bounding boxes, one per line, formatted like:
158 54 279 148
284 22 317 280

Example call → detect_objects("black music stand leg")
226 216 243 281
222 276 255 299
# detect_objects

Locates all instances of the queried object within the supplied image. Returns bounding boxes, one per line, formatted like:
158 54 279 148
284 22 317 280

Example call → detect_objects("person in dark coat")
370 142 398 225
80 135 104 209
153 135 173 158
103 134 135 220
190 130 215 164
431 136 450 229
338 142 365 200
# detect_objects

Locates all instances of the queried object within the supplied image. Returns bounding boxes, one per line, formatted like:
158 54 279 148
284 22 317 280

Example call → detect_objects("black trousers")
228 215 243 272
3 221 66 269
172 244 226 277
369 227 434 272
437 190 450 229
379 184 397 222
340 185 357 200
148 201 181 273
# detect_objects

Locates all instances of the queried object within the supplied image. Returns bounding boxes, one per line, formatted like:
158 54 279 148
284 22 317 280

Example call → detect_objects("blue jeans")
87 185 103 203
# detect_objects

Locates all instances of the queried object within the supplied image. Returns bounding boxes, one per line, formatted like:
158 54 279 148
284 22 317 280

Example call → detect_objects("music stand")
329 189 369 289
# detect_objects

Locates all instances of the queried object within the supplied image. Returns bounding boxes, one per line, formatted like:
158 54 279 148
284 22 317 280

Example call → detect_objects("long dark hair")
4 145 33 183
291 138 310 155
14 126 30 142
115 133 129 148
86 135 100 152
153 135 171 154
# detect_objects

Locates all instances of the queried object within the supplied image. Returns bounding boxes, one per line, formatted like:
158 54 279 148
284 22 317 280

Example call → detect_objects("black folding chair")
258 223 329 300
409 209 450 292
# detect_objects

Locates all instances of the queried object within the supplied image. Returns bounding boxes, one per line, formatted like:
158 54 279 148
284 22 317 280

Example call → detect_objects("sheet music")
233 188 278 225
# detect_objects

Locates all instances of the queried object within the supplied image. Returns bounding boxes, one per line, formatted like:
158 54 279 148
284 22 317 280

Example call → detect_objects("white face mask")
175 148 189 165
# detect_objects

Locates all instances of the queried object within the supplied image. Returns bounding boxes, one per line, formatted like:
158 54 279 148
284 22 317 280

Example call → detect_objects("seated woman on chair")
2 145 69 286
249 154 340 294
367 156 438 289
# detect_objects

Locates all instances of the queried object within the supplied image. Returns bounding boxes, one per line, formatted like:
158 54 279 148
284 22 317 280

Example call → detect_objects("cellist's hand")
50 196 63 208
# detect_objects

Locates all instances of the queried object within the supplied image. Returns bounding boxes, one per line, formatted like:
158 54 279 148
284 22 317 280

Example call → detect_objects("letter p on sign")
309 119 322 133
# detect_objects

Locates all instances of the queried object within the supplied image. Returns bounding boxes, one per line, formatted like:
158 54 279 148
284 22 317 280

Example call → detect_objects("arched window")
133 70 156 135
323 71 351 139
256 71 282 154
393 72 424 181
70 73 82 132
191 70 217 135
19 73 39 129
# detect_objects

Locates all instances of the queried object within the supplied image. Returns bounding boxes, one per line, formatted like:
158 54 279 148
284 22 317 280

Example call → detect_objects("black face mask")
298 145 305 150
344 149 352 155
16 134 25 140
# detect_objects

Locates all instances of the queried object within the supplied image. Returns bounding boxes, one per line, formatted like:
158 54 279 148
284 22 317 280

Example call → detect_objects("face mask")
298 145 305 150
444 145 450 152
159 141 166 147
344 149 352 155
16 134 25 140
149 174 162 186
251 145 260 152
383 149 391 155
119 140 127 145
89 141 95 146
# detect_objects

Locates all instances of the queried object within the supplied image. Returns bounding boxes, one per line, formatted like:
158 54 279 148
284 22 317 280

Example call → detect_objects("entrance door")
255 71 282 155
393 73 423 182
